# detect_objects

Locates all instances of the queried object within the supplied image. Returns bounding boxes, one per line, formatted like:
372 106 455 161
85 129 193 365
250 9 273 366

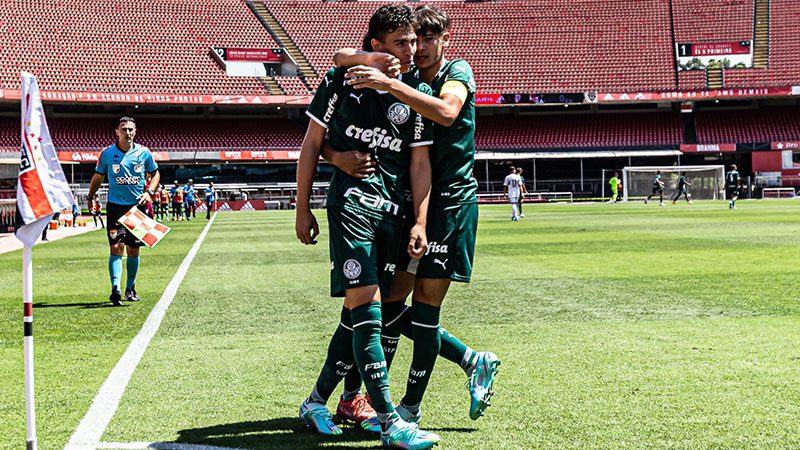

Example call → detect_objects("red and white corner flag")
15 71 75 245
16 71 74 450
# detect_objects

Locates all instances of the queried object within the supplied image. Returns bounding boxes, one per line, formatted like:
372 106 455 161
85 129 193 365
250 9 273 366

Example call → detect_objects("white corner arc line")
97 442 248 450
64 213 218 450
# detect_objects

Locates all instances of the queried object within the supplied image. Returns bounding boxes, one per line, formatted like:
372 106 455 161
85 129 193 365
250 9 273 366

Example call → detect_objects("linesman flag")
16 72 75 450
120 206 171 248
15 71 75 245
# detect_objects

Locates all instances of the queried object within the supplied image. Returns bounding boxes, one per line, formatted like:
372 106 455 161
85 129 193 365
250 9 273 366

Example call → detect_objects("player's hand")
408 223 428 259
296 209 320 245
137 192 152 206
362 52 401 77
346 66 395 91
331 150 376 179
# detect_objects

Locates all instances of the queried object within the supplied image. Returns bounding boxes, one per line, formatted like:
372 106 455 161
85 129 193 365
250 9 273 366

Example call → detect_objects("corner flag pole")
23 244 37 450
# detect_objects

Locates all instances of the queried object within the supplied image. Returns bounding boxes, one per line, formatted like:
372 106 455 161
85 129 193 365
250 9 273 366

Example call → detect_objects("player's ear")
441 31 451 47
371 37 383 53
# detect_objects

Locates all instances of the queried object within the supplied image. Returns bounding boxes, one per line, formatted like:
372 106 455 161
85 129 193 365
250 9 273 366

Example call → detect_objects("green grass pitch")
2 201 800 449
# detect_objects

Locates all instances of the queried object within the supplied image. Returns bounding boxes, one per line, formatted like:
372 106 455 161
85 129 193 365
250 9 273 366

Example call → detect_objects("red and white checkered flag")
119 206 170 248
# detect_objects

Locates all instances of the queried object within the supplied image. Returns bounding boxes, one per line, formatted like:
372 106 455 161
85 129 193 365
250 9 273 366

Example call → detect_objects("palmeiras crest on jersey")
388 102 411 125
343 259 362 279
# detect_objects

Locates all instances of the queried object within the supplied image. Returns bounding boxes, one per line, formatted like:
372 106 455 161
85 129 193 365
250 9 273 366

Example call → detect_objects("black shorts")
727 187 740 198
106 202 145 248
652 187 663 194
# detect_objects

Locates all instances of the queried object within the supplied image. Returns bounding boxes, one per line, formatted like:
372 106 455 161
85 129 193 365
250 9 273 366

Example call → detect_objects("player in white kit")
503 166 522 221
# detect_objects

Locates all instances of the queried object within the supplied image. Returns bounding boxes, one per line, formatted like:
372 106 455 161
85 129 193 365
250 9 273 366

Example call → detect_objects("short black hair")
414 4 450 36
510 166 516 171
362 33 373 52
118 116 136 125
368 4 415 44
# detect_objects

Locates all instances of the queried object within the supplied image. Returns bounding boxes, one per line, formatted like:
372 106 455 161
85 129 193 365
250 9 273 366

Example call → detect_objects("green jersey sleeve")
446 60 477 94
306 68 342 129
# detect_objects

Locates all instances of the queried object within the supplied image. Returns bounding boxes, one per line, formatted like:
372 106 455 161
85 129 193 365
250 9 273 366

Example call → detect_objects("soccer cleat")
672 201 676 205
380 419 439 449
520 213 526 218
729 202 732 209
336 394 379 432
468 351 501 420
395 403 422 424
124 287 140 302
659 202 664 207
299 401 342 436
688 200 694 205
109 287 122 306
643 198 648 204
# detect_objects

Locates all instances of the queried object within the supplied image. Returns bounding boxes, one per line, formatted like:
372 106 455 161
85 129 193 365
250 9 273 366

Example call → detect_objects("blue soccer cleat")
299 400 342 436
380 419 439 449
360 415 381 433
468 351 500 420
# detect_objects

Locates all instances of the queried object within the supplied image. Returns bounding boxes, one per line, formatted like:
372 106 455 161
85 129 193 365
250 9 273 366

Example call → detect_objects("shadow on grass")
34 301 124 309
174 418 381 449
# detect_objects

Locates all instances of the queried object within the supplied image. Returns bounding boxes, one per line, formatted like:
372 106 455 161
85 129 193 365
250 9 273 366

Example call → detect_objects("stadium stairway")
752 0 770 68
706 67 724 89
259 75 284 94
247 1 317 81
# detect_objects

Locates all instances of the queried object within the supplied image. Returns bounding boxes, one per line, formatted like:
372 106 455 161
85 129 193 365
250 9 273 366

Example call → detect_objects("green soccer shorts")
397 202 478 283
327 206 403 298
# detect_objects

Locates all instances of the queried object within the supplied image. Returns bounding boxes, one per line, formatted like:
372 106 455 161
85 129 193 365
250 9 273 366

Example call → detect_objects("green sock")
381 301 407 371
342 366 362 401
401 301 440 408
308 307 353 405
351 302 394 415
439 327 476 374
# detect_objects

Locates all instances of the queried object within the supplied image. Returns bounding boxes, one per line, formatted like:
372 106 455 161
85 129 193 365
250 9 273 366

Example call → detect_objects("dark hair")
368 4 414 44
118 116 136 125
362 33 373 52
414 4 450 36
510 166 516 171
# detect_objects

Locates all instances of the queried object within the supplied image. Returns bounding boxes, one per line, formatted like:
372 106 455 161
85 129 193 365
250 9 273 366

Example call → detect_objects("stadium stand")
672 0 754 43
275 76 311 95
0 0 277 95
724 3 800 88
261 0 677 93
475 113 683 149
0 117 305 151
695 107 800 144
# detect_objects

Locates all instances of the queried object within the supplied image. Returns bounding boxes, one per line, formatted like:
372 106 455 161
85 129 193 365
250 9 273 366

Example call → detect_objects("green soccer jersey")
726 170 741 187
411 59 478 205
677 175 687 191
307 67 434 221
653 174 662 189
609 176 619 190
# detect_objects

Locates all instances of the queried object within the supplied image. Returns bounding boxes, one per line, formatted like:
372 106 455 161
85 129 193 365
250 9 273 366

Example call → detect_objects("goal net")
622 165 725 201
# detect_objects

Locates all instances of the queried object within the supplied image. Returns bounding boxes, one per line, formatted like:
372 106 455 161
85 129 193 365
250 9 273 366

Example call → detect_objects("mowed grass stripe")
0 219 207 449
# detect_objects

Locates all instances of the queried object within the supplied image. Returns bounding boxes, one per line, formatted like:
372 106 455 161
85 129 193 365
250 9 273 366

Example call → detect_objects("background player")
644 170 665 206
170 181 184 221
87 116 159 306
672 172 692 204
295 5 439 448
726 164 742 209
503 166 522 220
205 181 216 219
609 172 620 204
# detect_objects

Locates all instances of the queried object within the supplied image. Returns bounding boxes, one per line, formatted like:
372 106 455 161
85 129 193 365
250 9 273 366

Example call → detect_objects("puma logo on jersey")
349 93 363 104
323 77 332 87
425 241 448 255
455 65 468 73
434 258 448 270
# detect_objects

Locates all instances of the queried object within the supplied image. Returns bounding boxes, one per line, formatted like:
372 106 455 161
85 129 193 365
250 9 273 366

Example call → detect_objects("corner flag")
16 71 75 450
15 71 75 245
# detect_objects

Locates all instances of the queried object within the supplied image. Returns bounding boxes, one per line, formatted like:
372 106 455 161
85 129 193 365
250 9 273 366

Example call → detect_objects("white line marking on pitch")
97 442 247 450
64 213 218 450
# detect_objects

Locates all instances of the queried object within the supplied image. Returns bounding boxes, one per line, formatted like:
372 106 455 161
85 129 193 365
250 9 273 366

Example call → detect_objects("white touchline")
64 213 218 450
96 442 247 450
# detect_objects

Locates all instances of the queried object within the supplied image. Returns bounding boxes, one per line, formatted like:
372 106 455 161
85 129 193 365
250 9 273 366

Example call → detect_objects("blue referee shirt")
95 143 158 205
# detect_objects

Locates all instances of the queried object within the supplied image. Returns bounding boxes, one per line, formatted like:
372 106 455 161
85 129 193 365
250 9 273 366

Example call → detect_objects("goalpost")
622 165 725 202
